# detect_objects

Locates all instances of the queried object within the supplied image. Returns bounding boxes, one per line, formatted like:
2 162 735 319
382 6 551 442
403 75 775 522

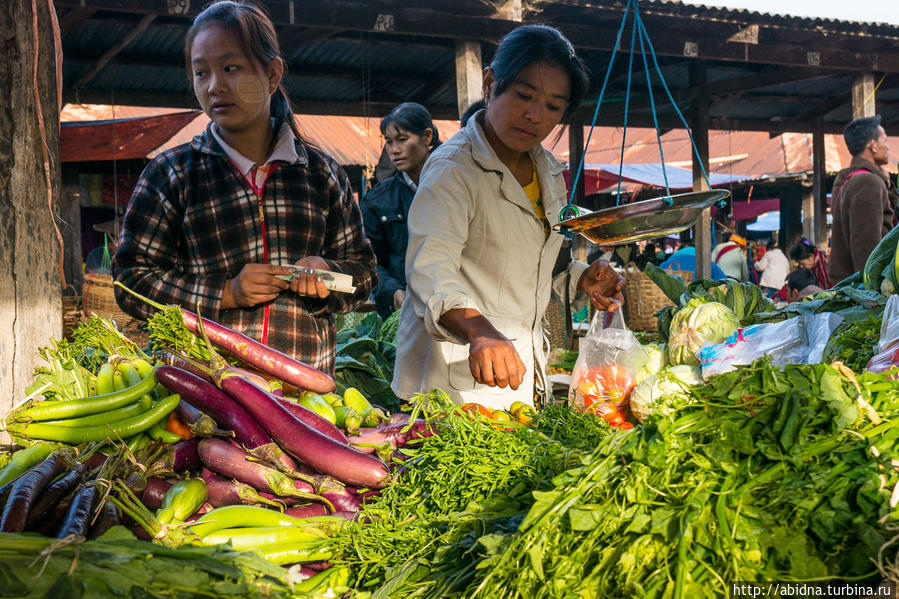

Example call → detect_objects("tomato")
618 422 634 430
575 364 634 404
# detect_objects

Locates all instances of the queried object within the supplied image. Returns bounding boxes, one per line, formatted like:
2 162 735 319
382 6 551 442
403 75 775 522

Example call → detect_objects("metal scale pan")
553 189 730 246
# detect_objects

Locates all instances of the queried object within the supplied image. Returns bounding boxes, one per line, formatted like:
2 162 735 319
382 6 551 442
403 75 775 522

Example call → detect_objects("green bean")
189 505 345 538
148 420 182 444
201 525 327 550
257 540 333 564
11 369 157 422
0 443 54 487
39 397 151 428
10 394 180 444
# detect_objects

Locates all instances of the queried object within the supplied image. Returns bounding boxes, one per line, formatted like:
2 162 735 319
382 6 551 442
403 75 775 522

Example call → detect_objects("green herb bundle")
465 360 899 598
332 392 611 596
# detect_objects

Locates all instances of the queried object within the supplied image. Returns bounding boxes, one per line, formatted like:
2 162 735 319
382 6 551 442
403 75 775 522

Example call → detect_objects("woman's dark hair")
380 102 440 150
766 238 777 250
786 268 818 292
461 100 485 127
843 115 882 156
488 24 589 124
788 238 815 262
184 1 301 149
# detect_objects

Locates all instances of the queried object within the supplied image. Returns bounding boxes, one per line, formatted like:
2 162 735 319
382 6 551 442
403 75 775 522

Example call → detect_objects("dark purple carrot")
57 484 101 538
89 501 120 539
116 283 335 393
218 375 389 489
155 365 271 449
0 452 70 532
198 440 331 509
141 478 173 510
275 396 349 444
200 468 287 509
25 465 85 529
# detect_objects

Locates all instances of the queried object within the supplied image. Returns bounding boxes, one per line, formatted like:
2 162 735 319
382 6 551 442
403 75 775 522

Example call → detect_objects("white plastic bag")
868 295 899 372
699 313 843 378
568 310 649 420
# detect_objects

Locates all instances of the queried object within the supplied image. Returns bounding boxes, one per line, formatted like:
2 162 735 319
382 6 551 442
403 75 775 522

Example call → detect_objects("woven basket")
81 273 151 348
62 295 83 340
622 265 694 332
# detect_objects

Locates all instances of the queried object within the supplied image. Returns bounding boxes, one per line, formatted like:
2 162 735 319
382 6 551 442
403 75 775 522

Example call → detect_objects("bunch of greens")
332 392 611 596
20 315 148 404
461 360 899 598
0 527 295 598
147 305 211 363
744 286 885 326
335 312 402 412
822 312 884 371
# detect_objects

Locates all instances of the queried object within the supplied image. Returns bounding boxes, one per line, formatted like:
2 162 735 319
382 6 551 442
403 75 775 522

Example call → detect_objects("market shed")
52 0 899 268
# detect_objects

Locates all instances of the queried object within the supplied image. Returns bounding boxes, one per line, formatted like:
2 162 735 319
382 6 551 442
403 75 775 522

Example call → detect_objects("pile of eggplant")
1 305 432 582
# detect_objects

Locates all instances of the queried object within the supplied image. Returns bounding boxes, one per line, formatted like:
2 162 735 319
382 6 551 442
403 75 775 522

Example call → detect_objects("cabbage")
668 299 740 366
630 365 702 422
635 343 667 385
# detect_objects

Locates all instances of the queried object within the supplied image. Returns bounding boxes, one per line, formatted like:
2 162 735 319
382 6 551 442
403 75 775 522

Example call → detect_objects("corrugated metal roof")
640 0 899 34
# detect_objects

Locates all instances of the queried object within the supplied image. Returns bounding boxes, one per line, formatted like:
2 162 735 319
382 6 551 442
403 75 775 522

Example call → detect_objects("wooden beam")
74 13 156 90
852 72 876 118
455 39 482 119
58 7 96 36
60 86 460 119
690 62 712 280
811 120 828 248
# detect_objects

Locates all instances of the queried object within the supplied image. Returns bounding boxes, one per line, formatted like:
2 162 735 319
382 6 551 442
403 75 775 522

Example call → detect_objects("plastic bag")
699 312 843 378
568 309 649 425
868 295 899 372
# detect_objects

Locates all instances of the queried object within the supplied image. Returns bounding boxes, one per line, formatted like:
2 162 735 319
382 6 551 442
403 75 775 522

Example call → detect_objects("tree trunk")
0 0 63 423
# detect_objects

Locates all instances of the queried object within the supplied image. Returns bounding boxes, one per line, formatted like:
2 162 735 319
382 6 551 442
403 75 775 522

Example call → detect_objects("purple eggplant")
155 365 271 448
141 478 173 510
198 439 328 506
283 504 329 518
274 396 349 444
200 468 289 509
218 375 389 489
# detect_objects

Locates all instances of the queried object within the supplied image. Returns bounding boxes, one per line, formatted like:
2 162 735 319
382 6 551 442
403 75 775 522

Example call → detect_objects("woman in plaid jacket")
113 1 377 374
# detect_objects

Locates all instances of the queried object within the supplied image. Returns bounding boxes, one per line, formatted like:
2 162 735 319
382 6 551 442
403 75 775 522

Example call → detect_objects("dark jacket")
828 156 893 283
361 174 415 318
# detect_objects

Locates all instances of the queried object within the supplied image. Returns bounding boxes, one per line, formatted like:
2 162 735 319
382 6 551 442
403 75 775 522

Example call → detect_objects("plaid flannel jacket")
113 125 377 374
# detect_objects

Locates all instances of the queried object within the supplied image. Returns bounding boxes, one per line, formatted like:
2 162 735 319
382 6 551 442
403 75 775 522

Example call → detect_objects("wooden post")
779 186 804 252
690 62 712 280
801 187 815 243
811 120 827 248
454 40 482 119
0 1 63 421
568 118 588 262
851 73 876 119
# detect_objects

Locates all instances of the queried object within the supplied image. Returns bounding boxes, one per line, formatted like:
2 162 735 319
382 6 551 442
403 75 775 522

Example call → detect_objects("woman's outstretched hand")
578 259 626 312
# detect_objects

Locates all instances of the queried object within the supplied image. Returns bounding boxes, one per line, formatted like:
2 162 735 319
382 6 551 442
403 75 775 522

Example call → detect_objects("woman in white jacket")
392 25 625 410
754 239 791 297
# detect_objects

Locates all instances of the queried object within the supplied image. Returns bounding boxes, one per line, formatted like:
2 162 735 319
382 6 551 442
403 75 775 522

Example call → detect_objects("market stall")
2 221 899 597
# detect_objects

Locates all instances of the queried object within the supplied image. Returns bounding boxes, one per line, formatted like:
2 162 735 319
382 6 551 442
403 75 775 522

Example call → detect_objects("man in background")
828 115 892 282
711 234 749 281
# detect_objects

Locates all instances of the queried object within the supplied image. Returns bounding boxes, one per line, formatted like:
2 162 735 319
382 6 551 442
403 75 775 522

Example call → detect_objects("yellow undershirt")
522 159 550 238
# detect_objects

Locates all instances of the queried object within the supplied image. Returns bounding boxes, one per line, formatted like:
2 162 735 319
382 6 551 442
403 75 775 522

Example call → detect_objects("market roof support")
0 0 63 433
690 62 712 280
811 119 827 247
568 118 588 262
852 73 876 119
454 39 482 119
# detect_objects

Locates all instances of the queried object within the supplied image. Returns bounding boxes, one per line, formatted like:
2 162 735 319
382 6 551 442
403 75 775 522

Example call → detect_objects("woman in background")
789 239 832 289
362 102 440 319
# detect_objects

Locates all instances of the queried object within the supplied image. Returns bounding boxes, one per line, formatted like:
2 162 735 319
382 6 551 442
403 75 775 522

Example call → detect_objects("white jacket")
392 113 588 410
754 248 790 289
